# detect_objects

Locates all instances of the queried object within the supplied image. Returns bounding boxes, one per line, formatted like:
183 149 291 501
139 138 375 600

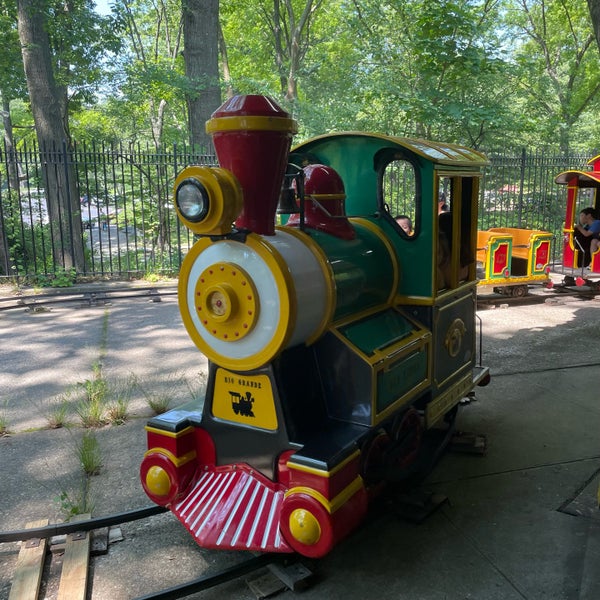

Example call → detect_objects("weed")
105 373 136 425
0 399 9 435
46 394 71 429
106 398 129 424
77 430 103 476
76 362 108 427
185 371 208 403
35 268 77 288
56 490 86 519
76 395 106 428
0 414 9 436
145 392 172 415
79 375 108 405
137 371 184 415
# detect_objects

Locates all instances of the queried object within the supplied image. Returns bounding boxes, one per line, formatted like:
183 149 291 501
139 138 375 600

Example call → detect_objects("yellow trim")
478 274 549 287
285 476 364 514
350 217 400 305
206 115 298 134
425 373 473 427
143 447 197 468
331 302 391 329
179 233 298 371
287 449 360 478
144 425 195 439
307 193 346 201
556 169 600 185
394 295 435 307
276 225 336 344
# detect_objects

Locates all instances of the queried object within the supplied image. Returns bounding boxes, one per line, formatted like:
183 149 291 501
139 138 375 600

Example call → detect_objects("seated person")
573 207 600 267
395 214 414 236
438 193 449 214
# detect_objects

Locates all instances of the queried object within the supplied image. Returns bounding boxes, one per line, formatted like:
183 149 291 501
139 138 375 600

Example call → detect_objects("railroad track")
2 506 313 600
0 286 178 312
477 282 600 308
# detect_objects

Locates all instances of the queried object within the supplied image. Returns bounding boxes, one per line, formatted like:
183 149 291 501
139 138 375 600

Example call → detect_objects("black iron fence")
0 140 594 283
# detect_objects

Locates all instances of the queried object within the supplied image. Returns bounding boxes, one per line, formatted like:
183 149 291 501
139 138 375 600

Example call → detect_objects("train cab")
556 155 600 274
289 134 490 426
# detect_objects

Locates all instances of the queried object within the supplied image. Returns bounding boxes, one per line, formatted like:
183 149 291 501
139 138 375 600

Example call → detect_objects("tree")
509 0 600 153
115 0 187 149
267 0 323 104
221 0 325 115
305 0 517 148
17 0 85 272
0 1 27 191
182 0 221 150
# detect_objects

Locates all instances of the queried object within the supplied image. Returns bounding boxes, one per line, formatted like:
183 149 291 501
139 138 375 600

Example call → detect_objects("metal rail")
0 505 168 544
133 553 281 600
0 286 177 311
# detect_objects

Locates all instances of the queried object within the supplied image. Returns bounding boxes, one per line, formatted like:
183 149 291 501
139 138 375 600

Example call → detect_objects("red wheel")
359 428 390 484
390 408 423 470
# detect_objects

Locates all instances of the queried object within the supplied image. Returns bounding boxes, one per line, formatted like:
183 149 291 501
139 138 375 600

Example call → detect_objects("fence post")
517 147 526 228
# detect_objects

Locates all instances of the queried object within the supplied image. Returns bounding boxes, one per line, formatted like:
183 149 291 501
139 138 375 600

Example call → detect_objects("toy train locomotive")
140 94 490 558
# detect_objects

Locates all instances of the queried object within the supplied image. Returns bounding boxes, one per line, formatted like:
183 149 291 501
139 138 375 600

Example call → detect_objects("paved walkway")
0 285 599 599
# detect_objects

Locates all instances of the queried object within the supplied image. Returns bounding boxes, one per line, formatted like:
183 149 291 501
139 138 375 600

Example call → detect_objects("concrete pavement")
0 284 599 599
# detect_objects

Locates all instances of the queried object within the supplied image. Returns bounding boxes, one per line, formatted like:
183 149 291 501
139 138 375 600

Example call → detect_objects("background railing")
0 140 594 283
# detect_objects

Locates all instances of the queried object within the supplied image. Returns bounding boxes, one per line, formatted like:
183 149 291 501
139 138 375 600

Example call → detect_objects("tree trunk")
218 22 234 99
17 0 85 273
182 0 221 152
589 0 600 53
0 94 19 276
2 95 21 191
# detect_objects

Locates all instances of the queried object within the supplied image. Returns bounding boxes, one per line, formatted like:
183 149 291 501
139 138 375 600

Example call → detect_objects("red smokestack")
206 95 297 236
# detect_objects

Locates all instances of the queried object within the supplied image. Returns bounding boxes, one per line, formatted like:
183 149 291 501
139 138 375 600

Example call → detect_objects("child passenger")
573 207 600 267
395 215 414 236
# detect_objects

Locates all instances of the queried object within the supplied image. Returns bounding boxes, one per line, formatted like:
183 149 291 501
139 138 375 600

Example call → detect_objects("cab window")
381 157 419 238
437 175 477 291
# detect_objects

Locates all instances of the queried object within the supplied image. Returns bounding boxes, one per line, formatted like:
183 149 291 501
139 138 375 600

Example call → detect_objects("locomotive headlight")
174 166 243 236
176 179 209 222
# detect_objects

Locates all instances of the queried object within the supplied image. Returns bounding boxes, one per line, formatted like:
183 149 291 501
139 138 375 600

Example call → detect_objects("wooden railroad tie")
9 514 92 600
8 519 48 600
57 514 91 600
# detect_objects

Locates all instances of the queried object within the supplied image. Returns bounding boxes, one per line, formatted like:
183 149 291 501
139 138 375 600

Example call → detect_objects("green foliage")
5 0 600 176
503 0 600 152
0 3 27 102
36 268 77 288
56 489 86 518
45 0 124 108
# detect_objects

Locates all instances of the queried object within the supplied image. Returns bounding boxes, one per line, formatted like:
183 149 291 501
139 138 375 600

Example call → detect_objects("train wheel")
359 428 391 485
390 408 423 471
511 284 528 297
